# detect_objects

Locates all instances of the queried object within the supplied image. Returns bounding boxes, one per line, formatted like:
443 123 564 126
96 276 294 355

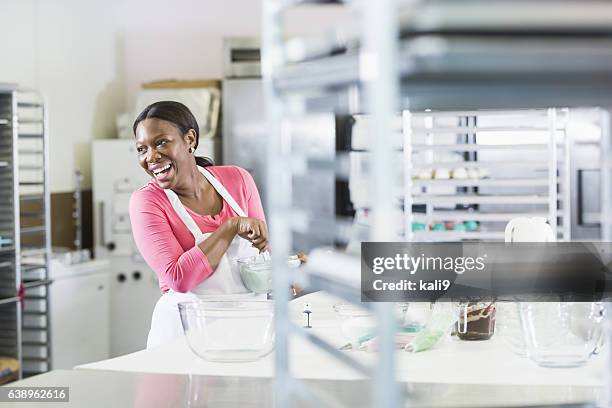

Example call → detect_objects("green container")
412 222 427 231
453 223 467 232
431 223 445 231
464 220 479 231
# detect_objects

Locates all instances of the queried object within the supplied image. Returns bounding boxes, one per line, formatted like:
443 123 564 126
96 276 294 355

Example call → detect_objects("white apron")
146 167 261 349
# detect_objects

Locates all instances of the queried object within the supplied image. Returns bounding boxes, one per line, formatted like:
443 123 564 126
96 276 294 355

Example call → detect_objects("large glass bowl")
178 300 274 362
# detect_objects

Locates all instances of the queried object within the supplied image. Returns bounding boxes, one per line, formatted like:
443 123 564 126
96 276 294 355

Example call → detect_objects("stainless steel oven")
222 37 336 252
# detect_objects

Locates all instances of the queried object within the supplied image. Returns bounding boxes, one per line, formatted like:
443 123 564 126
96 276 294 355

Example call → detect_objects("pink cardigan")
129 165 266 294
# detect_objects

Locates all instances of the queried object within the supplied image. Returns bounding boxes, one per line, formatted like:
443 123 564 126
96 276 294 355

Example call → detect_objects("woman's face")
135 118 196 189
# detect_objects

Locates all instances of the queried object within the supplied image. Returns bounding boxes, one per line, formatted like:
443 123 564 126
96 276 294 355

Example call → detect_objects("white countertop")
7 369 604 408
49 258 110 279
77 292 606 387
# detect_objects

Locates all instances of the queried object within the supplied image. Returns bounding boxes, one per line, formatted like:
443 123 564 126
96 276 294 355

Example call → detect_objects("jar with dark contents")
457 301 496 340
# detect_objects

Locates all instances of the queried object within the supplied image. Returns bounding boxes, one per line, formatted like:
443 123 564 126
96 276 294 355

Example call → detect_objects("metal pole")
562 109 571 241
11 90 22 379
403 111 414 242
41 93 52 371
73 170 83 251
547 108 558 235
262 1 293 407
360 0 401 406
601 109 612 242
601 110 612 408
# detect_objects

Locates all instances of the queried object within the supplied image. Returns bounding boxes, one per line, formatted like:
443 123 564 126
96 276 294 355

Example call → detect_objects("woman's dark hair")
133 100 213 167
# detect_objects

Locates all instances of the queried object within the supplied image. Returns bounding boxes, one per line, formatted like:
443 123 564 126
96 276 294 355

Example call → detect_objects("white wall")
0 0 123 191
0 0 351 191
121 1 352 108
121 0 262 109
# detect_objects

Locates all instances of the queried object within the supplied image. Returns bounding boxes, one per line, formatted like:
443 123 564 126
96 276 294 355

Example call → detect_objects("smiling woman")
133 101 214 187
129 101 270 348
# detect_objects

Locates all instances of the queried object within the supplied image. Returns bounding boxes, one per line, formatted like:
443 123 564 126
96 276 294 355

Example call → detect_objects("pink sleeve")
237 167 266 222
129 191 213 293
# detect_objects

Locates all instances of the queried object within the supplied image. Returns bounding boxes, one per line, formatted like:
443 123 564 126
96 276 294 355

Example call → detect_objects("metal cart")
263 1 612 406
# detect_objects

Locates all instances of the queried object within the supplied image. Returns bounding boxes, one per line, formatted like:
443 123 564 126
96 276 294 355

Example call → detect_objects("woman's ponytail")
195 156 214 167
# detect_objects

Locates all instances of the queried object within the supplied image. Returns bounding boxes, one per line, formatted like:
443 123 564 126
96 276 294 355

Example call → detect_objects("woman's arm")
129 191 208 292
196 218 238 268
236 167 268 251
237 167 266 222
130 191 237 293
130 190 265 292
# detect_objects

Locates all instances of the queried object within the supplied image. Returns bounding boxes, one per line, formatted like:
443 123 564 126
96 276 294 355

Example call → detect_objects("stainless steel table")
0 369 603 407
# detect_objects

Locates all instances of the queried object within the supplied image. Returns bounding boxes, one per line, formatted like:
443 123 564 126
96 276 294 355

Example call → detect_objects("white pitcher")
504 217 555 243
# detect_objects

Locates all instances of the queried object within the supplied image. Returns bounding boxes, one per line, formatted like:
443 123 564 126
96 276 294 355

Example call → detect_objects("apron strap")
163 188 202 239
200 167 247 217
163 166 248 240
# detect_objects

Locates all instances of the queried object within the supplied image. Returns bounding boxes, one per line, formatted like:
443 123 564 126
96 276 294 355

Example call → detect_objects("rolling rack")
404 108 572 242
349 109 572 243
0 84 22 383
16 90 52 377
263 0 612 407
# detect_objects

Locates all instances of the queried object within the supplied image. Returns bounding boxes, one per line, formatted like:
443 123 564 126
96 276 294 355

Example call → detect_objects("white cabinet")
49 260 110 369
107 257 159 356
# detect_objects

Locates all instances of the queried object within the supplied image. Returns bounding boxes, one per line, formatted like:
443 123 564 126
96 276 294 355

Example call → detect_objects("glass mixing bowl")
236 253 301 294
334 304 377 348
333 303 410 349
237 254 272 294
178 300 274 362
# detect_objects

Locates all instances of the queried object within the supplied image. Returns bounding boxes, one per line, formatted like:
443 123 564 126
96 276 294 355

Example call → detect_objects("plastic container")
453 223 467 232
431 223 445 231
463 220 479 231
411 222 427 231
178 300 274 362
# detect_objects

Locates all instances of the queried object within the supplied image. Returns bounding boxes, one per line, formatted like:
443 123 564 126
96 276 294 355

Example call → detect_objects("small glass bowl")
237 254 301 294
178 300 274 362
237 255 272 294
334 304 377 348
333 303 410 348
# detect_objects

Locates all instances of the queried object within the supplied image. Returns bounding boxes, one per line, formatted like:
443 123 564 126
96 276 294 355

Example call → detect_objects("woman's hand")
233 217 268 252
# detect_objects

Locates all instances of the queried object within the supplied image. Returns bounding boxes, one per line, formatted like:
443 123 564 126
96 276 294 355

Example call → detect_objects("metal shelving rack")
264 1 612 407
0 84 22 383
264 1 401 407
404 108 571 242
16 90 52 377
348 109 572 243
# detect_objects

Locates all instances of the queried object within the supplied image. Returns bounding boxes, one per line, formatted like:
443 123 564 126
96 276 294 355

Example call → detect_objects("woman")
129 101 268 349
